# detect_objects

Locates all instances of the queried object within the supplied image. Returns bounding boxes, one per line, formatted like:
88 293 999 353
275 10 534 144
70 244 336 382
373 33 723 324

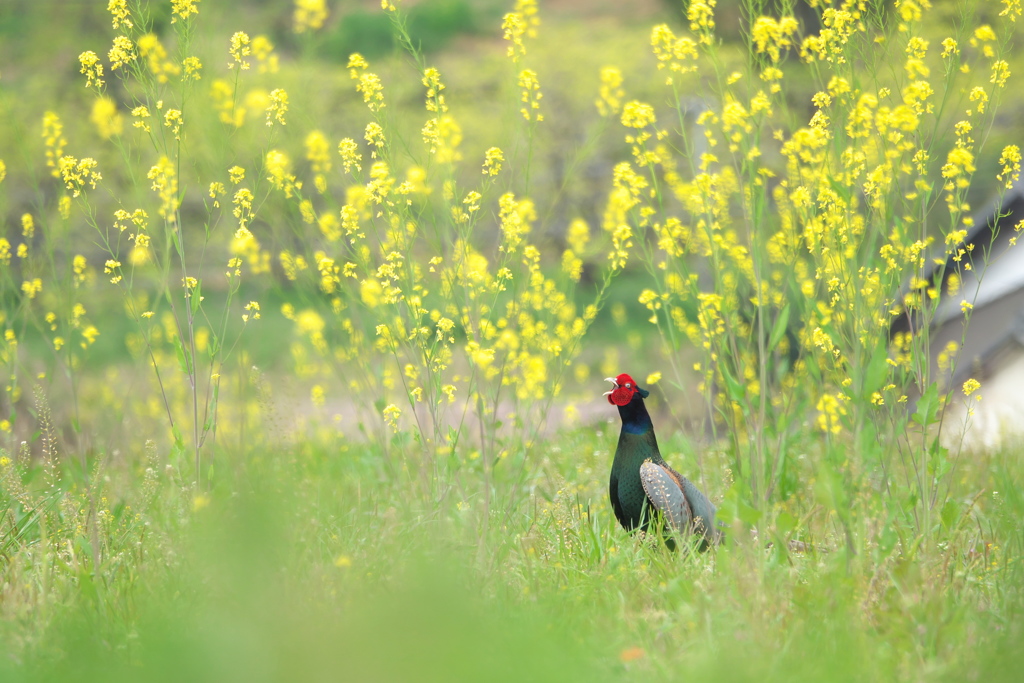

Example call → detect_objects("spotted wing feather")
677 472 723 545
639 460 692 537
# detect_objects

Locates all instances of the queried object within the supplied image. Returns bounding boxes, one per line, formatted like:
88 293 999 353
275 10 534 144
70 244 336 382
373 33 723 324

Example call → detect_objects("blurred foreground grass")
3 424 1023 681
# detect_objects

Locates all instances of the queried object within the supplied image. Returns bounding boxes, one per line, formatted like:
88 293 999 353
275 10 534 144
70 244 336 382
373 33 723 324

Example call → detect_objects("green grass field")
3 426 1023 681
3 0 1024 679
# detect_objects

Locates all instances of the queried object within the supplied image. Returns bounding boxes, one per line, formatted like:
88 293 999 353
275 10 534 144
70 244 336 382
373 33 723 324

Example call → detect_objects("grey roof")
890 177 1024 337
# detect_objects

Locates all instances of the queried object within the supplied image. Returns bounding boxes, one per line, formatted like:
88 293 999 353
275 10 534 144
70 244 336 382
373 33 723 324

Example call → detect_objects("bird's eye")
625 383 631 388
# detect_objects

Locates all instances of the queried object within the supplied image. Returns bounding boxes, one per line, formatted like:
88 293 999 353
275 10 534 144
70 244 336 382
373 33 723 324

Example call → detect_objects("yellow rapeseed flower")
131 106 151 132
59 156 102 197
355 72 385 112
621 100 656 129
382 403 402 432
80 325 99 347
650 24 698 84
751 16 799 62
233 188 254 227
561 249 583 282
502 12 527 61
347 53 368 77
108 0 133 30
21 279 42 299
815 392 846 434
688 0 716 43
138 33 180 82
108 36 135 70
498 193 534 253
896 0 932 22
229 32 251 70
90 96 123 138
942 146 976 180
515 0 540 37
163 109 183 139
294 0 328 33
182 56 202 81
483 147 504 176
1002 0 1022 21
72 255 87 284
43 112 66 178
567 218 590 254
265 150 299 196
518 69 543 122
208 181 225 208
596 66 624 116
79 51 104 89
991 60 1010 88
147 157 178 221
305 130 332 176
209 79 242 126
422 67 448 114
365 123 386 156
252 35 279 73
104 259 122 284
266 88 288 126
171 0 200 22
998 145 1022 188
421 115 462 163
238 300 260 324
338 138 362 173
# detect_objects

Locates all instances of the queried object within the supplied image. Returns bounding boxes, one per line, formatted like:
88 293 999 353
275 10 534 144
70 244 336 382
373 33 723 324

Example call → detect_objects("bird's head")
604 373 649 406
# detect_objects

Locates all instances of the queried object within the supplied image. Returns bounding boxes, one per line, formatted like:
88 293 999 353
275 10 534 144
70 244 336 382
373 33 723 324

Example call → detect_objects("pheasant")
605 373 722 550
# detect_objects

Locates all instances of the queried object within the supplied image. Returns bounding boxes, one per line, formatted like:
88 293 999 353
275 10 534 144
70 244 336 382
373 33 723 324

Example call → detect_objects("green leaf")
940 498 959 529
927 437 952 481
776 510 797 536
170 426 187 467
912 382 940 427
878 525 898 554
737 500 761 526
768 304 791 353
204 383 220 433
719 363 745 403
813 461 848 517
864 340 890 398
828 176 854 203
718 483 761 526
190 279 203 316
174 338 191 375
76 565 99 604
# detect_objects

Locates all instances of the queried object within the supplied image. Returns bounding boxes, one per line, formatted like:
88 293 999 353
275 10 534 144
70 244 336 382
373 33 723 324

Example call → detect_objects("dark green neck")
613 394 662 467
616 393 654 435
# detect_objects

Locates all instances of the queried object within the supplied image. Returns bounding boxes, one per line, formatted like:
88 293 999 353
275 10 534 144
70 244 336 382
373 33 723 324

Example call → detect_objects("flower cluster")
294 0 328 33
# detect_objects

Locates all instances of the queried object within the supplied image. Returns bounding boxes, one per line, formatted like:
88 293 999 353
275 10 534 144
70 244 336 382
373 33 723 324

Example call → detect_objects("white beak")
603 377 617 396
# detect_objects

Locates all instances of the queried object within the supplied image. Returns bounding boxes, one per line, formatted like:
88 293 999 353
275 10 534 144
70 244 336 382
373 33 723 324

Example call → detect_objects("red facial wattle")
605 373 639 406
